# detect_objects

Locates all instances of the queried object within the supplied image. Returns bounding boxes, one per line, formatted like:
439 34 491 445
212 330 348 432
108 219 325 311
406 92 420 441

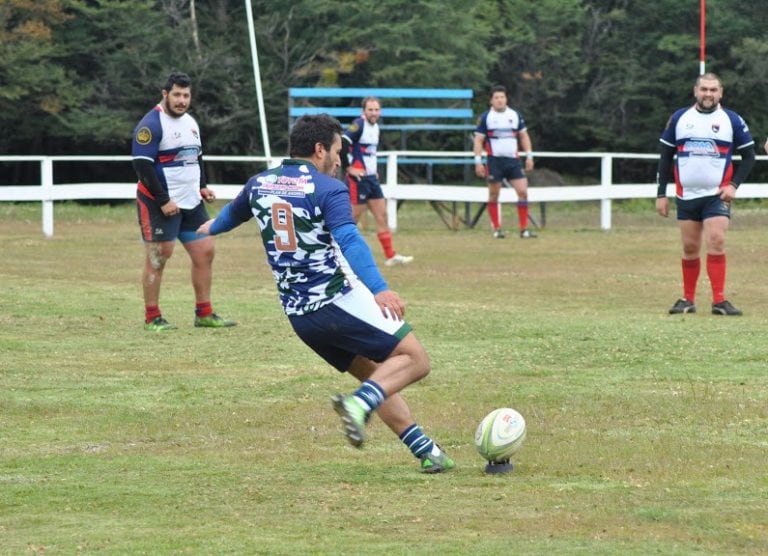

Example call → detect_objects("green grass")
1 200 767 555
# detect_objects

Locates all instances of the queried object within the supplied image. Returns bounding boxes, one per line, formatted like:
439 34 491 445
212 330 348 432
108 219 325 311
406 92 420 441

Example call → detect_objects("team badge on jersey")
712 124 720 133
136 127 152 145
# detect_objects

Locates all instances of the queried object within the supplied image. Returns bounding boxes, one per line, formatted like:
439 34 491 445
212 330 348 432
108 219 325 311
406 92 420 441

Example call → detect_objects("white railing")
2 152 766 236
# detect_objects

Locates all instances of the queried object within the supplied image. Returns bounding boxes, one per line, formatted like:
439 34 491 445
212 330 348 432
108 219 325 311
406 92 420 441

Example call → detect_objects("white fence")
2 152 766 236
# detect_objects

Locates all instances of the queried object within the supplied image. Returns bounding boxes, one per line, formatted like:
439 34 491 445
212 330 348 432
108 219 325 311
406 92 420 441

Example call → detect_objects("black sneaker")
519 229 537 239
669 299 696 314
492 229 506 239
712 300 742 316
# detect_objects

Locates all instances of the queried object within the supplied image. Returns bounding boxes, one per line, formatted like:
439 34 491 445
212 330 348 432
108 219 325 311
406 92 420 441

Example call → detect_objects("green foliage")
1 0 767 160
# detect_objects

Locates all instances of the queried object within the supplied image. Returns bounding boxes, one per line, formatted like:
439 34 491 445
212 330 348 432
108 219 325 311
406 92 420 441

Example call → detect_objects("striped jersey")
475 107 527 158
131 104 202 209
343 116 379 176
660 104 754 200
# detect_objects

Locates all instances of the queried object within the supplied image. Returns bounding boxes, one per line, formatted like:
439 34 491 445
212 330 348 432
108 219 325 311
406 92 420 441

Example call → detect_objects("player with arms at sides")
656 72 755 316
132 72 235 331
197 114 454 473
341 97 413 266
473 84 537 239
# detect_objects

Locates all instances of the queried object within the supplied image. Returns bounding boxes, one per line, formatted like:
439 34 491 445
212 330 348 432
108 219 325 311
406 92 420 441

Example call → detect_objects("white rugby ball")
474 407 526 462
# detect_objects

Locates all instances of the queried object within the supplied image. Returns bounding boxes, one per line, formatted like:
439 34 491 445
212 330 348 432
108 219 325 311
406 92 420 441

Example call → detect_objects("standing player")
132 72 235 331
341 97 413 266
474 85 537 239
197 114 454 473
656 72 756 316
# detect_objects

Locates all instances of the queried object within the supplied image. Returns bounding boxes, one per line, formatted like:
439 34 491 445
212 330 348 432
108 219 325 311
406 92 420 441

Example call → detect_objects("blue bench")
288 87 475 140
288 87 484 229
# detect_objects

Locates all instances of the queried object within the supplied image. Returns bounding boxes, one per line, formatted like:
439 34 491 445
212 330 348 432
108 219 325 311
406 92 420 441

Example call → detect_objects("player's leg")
142 240 176 329
346 175 367 223
669 217 703 313
703 209 740 314
487 180 504 237
137 193 178 330
346 348 454 473
365 178 412 265
509 175 536 238
181 205 236 327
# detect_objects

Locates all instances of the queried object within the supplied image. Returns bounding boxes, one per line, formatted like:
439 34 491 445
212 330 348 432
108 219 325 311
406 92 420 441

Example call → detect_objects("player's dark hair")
289 114 343 157
163 72 192 92
490 84 507 96
361 96 380 109
695 72 722 88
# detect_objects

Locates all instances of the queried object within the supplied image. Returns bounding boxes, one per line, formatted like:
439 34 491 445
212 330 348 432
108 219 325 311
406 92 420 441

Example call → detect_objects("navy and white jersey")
228 159 357 316
660 104 754 200
475 107 527 158
131 104 203 209
343 116 379 176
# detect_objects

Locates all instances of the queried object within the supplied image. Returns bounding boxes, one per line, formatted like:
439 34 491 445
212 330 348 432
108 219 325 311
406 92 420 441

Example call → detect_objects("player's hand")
197 218 214 235
161 200 179 216
655 197 669 218
374 290 405 320
200 187 216 203
719 183 737 203
764 138 768 155
524 158 534 172
474 163 486 178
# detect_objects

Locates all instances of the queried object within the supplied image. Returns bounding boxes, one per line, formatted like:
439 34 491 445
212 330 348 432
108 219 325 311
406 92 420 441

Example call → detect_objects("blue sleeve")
131 110 162 161
208 184 254 235
727 109 754 149
343 117 363 143
475 111 488 135
332 223 388 294
660 109 683 146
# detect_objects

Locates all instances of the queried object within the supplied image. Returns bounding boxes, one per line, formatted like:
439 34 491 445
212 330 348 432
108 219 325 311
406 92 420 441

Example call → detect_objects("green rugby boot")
331 394 367 448
144 317 176 331
194 313 237 328
419 445 455 474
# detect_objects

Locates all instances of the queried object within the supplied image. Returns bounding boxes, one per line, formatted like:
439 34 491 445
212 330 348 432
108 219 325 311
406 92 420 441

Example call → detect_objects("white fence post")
600 154 612 230
386 153 398 231
41 157 54 238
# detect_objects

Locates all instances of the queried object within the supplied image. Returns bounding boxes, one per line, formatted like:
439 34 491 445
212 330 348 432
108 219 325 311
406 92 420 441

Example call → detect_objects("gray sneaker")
711 300 742 316
669 298 696 314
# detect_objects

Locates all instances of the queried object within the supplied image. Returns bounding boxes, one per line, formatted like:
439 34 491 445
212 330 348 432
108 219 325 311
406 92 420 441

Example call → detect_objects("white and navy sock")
352 380 386 413
399 424 435 458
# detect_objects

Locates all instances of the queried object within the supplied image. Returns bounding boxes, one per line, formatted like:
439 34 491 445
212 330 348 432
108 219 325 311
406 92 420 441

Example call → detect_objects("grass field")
1 200 767 555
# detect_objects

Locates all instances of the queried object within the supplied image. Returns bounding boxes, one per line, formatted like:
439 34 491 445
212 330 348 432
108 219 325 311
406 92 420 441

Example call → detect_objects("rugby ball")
474 407 526 462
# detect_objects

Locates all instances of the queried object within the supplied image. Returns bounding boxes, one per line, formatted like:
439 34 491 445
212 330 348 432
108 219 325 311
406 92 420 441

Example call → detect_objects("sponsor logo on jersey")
136 127 152 145
682 139 717 156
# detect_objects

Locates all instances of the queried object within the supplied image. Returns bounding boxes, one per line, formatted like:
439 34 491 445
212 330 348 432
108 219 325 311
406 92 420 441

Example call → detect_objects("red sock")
195 301 213 317
517 201 529 230
145 305 161 323
487 202 501 230
681 258 700 302
377 231 396 259
707 254 726 304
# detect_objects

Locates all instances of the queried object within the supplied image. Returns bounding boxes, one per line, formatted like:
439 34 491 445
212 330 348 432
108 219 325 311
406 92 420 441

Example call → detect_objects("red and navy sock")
145 305 161 323
707 253 726 304
517 200 529 230
195 301 213 318
377 231 396 259
682 257 700 303
488 201 501 230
